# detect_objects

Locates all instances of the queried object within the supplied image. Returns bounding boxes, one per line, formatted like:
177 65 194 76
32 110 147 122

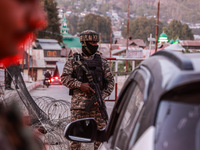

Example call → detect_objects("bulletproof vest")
74 54 106 91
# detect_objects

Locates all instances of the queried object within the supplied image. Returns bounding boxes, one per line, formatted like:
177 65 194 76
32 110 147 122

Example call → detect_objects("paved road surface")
29 75 128 150
30 84 117 150
30 84 117 117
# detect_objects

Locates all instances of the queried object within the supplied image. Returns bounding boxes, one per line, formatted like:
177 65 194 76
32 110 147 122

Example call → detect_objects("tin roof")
116 39 146 48
165 43 185 51
180 40 200 47
36 39 58 43
63 37 82 48
39 43 62 50
36 38 62 50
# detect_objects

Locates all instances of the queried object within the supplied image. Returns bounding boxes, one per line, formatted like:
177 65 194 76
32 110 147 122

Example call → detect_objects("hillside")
114 0 200 23
56 0 200 23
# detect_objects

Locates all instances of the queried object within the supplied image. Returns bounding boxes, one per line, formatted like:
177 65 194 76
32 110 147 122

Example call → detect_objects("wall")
37 69 43 81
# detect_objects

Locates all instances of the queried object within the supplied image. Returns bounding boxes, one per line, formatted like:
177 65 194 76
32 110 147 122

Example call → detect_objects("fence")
105 57 146 102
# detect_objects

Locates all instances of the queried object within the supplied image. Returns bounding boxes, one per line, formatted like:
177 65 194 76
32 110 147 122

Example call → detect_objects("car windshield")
155 97 200 150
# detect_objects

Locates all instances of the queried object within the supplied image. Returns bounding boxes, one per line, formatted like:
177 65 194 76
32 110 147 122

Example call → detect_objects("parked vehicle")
64 50 200 150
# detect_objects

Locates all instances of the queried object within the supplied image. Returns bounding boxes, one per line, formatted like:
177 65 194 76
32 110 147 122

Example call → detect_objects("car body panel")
131 126 155 150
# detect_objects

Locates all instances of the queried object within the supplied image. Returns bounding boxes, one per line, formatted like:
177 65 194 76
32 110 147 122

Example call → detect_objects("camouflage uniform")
61 54 114 150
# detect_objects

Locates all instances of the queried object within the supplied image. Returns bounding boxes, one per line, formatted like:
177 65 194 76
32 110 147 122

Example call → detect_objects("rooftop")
63 37 82 48
36 38 62 50
180 40 200 47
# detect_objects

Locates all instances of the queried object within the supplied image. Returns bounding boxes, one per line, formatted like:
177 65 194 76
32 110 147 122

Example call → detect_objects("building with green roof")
158 32 169 43
61 17 81 48
169 39 174 44
174 38 180 44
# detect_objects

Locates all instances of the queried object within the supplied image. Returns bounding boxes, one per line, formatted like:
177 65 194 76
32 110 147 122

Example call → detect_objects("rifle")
75 58 108 121
85 81 108 121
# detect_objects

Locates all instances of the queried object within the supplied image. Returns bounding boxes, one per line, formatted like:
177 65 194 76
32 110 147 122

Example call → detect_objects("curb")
26 82 41 92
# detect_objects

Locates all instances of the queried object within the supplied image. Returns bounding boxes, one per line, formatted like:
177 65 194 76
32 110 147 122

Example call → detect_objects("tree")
181 24 194 40
166 20 194 40
37 0 62 43
78 14 112 43
122 17 164 43
98 3 111 15
66 15 79 35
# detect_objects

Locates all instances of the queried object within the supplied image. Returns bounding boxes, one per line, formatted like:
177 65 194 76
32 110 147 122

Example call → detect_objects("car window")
120 85 143 129
114 85 144 150
155 99 200 150
106 72 138 143
106 67 151 149
108 80 137 148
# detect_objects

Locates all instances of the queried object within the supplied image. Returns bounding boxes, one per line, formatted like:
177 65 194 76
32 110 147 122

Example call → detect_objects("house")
110 38 146 58
32 39 66 81
180 40 200 52
116 38 146 49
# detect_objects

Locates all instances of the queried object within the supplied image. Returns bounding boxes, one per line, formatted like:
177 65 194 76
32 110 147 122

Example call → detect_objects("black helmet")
79 30 99 56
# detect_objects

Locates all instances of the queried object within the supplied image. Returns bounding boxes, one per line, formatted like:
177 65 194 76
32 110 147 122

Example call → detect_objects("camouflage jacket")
61 53 114 110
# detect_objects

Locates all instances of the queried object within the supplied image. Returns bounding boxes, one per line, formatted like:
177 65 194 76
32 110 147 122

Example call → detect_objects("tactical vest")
70 54 107 95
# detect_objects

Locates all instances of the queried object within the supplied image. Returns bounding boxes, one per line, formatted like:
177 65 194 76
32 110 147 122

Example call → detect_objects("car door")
112 66 151 150
99 66 151 150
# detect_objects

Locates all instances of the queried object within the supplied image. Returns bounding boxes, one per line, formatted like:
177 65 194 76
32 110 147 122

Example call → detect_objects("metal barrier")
5 66 70 149
105 57 145 102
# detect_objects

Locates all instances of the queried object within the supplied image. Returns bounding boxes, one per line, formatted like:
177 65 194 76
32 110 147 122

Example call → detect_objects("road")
30 84 70 100
30 84 116 150
30 84 116 117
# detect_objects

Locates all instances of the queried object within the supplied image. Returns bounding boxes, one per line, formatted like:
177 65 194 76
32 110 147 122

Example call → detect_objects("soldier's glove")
80 83 95 94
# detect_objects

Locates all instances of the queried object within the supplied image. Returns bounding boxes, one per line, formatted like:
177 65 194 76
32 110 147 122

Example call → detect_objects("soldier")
61 30 114 150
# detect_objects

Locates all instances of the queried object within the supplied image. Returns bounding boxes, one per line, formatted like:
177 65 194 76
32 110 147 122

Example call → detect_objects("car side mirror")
64 118 98 143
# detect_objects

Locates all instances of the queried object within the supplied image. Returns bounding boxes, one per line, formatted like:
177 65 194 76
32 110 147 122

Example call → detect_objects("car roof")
137 50 200 125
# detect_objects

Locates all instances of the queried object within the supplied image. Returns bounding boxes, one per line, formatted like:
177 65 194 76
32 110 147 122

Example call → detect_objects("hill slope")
56 0 200 23
115 0 200 23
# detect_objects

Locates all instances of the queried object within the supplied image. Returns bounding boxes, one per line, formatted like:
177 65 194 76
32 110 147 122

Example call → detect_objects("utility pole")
22 45 25 71
155 0 160 52
32 56 33 81
126 0 130 71
110 5 113 66
110 17 112 59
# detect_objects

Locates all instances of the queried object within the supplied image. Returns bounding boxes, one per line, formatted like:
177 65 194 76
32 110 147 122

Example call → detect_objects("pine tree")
37 0 62 43
166 20 194 40
78 14 111 43
122 17 164 43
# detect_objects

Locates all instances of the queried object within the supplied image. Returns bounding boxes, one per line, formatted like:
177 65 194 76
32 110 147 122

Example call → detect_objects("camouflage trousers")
70 106 106 150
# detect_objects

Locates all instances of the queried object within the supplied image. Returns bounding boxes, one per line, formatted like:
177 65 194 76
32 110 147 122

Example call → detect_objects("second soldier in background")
61 30 114 150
